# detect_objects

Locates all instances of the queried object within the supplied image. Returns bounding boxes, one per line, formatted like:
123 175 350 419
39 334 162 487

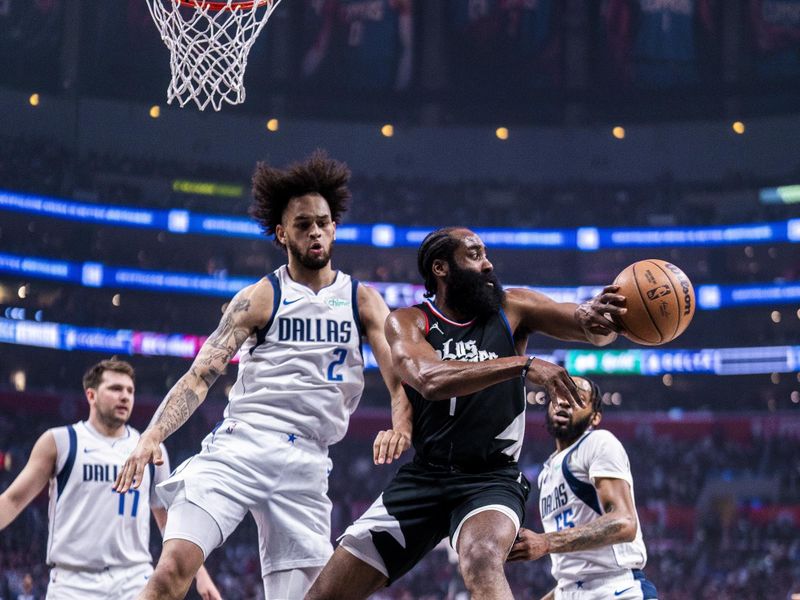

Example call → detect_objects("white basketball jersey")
537 429 647 584
46 421 170 570
226 266 366 446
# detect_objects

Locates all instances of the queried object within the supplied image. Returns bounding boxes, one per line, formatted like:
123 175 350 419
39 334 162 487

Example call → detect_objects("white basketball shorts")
555 569 658 599
157 418 334 575
46 563 153 600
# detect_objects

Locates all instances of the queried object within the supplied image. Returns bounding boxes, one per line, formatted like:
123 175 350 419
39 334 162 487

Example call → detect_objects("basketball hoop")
145 0 283 111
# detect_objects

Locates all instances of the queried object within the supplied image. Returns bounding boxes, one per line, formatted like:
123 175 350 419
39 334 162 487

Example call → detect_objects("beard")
444 261 505 321
545 409 594 443
287 239 332 270
96 405 127 430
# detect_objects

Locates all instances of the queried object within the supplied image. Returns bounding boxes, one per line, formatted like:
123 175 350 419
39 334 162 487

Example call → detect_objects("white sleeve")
149 444 171 508
584 430 633 487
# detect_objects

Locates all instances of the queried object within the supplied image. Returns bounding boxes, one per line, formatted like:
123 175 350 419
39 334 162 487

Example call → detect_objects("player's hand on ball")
373 429 411 465
507 528 550 562
575 284 626 336
114 430 163 493
525 358 585 409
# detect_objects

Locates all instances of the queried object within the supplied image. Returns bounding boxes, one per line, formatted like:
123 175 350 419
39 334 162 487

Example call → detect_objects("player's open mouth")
553 410 570 423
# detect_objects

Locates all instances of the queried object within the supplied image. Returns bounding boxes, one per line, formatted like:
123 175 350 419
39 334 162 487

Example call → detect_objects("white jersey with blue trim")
225 265 366 446
537 429 647 584
46 421 170 570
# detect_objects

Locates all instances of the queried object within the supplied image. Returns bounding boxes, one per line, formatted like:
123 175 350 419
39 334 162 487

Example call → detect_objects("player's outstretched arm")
357 284 412 465
115 281 272 492
0 431 56 530
507 477 637 562
505 286 625 346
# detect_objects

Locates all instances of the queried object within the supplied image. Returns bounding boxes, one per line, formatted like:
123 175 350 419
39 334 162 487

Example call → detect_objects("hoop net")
145 0 282 111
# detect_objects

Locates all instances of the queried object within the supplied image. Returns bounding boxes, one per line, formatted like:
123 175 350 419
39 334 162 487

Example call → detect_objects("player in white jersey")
115 151 411 600
0 359 220 600
508 377 657 599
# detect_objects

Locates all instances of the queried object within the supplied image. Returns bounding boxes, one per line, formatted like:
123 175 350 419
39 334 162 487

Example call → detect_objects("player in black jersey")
307 227 626 600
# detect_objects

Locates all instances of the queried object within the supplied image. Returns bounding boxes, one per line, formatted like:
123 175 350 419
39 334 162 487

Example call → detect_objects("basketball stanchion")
145 0 283 111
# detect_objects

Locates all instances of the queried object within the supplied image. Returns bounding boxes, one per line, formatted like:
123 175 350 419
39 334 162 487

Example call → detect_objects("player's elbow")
416 366 450 401
616 515 638 543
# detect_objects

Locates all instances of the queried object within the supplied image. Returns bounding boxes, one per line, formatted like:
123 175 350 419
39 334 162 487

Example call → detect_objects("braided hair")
416 227 461 298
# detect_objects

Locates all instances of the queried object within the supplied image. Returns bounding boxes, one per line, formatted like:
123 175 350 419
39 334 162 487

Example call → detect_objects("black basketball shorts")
339 460 531 584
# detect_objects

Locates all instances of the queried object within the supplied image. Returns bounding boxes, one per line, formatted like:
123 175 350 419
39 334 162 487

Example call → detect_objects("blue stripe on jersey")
56 425 77 501
633 569 658 599
250 272 282 356
351 279 364 355
562 431 602 515
498 307 515 349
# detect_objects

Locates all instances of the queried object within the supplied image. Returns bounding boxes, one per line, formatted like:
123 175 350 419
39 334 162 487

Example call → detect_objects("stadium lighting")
17 285 27 299
732 121 745 134
149 105 161 119
612 126 625 140
381 124 394 138
771 372 781 384
266 118 279 132
112 293 121 307
791 391 799 404
662 374 673 387
495 127 509 141
771 310 781 323
29 93 40 107
11 370 26 392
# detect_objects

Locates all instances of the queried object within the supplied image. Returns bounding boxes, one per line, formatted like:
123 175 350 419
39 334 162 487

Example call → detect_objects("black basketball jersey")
404 300 526 472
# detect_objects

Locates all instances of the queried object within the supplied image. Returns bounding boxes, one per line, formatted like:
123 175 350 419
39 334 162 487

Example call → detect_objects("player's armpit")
539 588 556 600
0 431 56 530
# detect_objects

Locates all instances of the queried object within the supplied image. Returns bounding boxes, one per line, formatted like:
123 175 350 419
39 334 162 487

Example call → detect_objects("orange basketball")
613 259 695 346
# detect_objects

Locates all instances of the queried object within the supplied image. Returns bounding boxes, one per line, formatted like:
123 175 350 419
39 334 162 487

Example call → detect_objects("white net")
145 0 282 111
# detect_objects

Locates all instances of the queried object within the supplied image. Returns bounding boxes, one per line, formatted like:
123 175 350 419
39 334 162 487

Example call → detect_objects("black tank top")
404 300 526 472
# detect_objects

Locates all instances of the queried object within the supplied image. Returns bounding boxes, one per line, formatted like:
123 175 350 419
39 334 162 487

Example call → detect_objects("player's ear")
432 258 448 278
591 412 602 427
275 223 287 246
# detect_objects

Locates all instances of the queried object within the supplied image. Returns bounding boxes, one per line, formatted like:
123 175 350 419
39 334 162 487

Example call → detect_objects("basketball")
613 259 695 346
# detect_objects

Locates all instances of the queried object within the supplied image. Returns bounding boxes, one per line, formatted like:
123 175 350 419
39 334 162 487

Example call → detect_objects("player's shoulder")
387 305 427 328
582 429 626 454
354 280 383 302
47 421 81 441
502 287 555 314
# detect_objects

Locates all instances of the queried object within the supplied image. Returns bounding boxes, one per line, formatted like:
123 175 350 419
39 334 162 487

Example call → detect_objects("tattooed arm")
115 281 273 492
507 478 637 562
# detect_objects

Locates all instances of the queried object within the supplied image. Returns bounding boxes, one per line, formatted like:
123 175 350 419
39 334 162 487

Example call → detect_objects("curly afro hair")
249 150 351 249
